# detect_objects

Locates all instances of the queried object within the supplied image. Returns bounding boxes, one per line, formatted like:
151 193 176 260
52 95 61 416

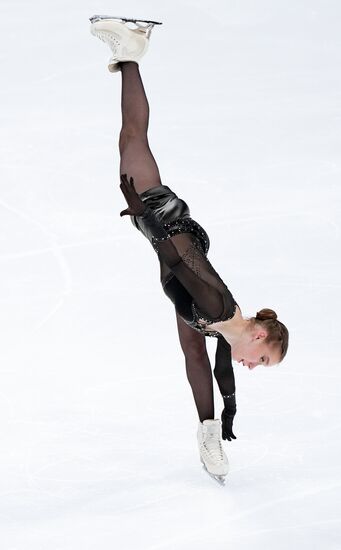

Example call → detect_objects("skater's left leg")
175 311 215 422
119 62 162 195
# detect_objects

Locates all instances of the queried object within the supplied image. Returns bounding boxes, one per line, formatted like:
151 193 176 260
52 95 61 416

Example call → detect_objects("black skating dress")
130 184 238 397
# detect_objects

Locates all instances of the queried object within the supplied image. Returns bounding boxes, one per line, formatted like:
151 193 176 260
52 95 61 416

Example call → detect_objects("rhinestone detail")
147 214 237 338
151 217 210 255
188 301 238 337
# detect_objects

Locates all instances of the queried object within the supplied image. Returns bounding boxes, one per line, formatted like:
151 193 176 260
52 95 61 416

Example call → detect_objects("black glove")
221 393 237 441
119 174 146 217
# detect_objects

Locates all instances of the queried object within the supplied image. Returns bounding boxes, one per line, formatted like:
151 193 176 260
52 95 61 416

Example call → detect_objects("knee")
184 341 208 366
119 128 132 155
119 127 147 155
178 328 207 360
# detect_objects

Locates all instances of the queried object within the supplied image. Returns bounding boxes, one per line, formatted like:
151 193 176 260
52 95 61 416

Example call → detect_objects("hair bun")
256 308 278 321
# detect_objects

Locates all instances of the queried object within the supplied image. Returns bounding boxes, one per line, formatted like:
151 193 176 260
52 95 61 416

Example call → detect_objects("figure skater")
89 16 289 483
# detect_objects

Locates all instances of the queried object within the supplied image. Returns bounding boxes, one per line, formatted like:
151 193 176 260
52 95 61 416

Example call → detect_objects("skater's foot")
197 419 229 482
89 16 160 73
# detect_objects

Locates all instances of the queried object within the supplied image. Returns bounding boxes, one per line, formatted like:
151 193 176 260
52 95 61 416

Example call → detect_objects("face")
231 328 281 370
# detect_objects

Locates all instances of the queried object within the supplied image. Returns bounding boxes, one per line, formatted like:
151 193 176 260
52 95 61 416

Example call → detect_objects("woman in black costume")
90 16 289 480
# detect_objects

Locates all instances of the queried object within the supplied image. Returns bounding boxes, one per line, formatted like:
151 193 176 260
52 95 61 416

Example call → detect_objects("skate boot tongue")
202 419 221 435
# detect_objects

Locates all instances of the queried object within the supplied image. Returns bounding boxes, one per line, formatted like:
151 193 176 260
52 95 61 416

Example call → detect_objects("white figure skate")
197 419 229 485
89 15 162 73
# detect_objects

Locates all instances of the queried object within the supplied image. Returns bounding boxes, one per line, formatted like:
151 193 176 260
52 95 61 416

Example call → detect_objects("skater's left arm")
120 174 226 319
214 335 237 442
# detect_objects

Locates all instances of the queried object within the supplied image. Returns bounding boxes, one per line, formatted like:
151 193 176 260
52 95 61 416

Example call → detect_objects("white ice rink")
1 1 341 548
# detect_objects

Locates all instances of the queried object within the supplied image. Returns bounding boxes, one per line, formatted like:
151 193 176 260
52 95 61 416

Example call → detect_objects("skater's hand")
119 174 146 217
221 394 237 441
221 409 237 441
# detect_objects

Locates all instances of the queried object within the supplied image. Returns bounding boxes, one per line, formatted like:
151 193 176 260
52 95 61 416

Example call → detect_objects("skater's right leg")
119 62 162 195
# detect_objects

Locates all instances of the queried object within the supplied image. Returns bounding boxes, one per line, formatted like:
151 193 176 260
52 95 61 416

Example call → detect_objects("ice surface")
0 1 340 549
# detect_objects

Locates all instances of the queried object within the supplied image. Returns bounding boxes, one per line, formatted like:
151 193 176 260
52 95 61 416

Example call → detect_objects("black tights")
118 62 214 422
119 62 161 194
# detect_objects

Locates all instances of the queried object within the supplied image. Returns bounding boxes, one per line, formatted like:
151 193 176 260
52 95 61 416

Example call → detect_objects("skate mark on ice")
0 63 100 95
208 211 340 237
0 234 136 263
145 481 341 550
0 198 72 333
229 441 270 474
0 390 16 422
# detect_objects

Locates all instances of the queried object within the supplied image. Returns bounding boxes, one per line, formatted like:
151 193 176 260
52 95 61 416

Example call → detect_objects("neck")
218 307 250 346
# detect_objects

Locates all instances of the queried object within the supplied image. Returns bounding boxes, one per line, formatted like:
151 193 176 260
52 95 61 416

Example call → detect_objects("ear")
251 328 268 341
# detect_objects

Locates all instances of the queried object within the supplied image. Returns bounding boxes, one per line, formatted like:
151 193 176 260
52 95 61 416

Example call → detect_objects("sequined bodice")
138 207 238 338
186 301 238 338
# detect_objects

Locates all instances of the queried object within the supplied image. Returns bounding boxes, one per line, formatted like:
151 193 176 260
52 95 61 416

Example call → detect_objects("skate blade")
202 463 227 486
89 15 162 26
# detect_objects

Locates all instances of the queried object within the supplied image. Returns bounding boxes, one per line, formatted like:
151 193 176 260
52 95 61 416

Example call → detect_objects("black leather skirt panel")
130 184 210 255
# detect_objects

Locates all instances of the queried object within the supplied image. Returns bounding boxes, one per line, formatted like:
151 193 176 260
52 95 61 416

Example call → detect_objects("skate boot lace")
94 30 121 53
202 432 224 462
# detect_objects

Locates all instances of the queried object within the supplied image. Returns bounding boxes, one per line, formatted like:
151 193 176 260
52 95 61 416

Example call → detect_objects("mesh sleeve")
213 334 236 397
139 207 232 321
